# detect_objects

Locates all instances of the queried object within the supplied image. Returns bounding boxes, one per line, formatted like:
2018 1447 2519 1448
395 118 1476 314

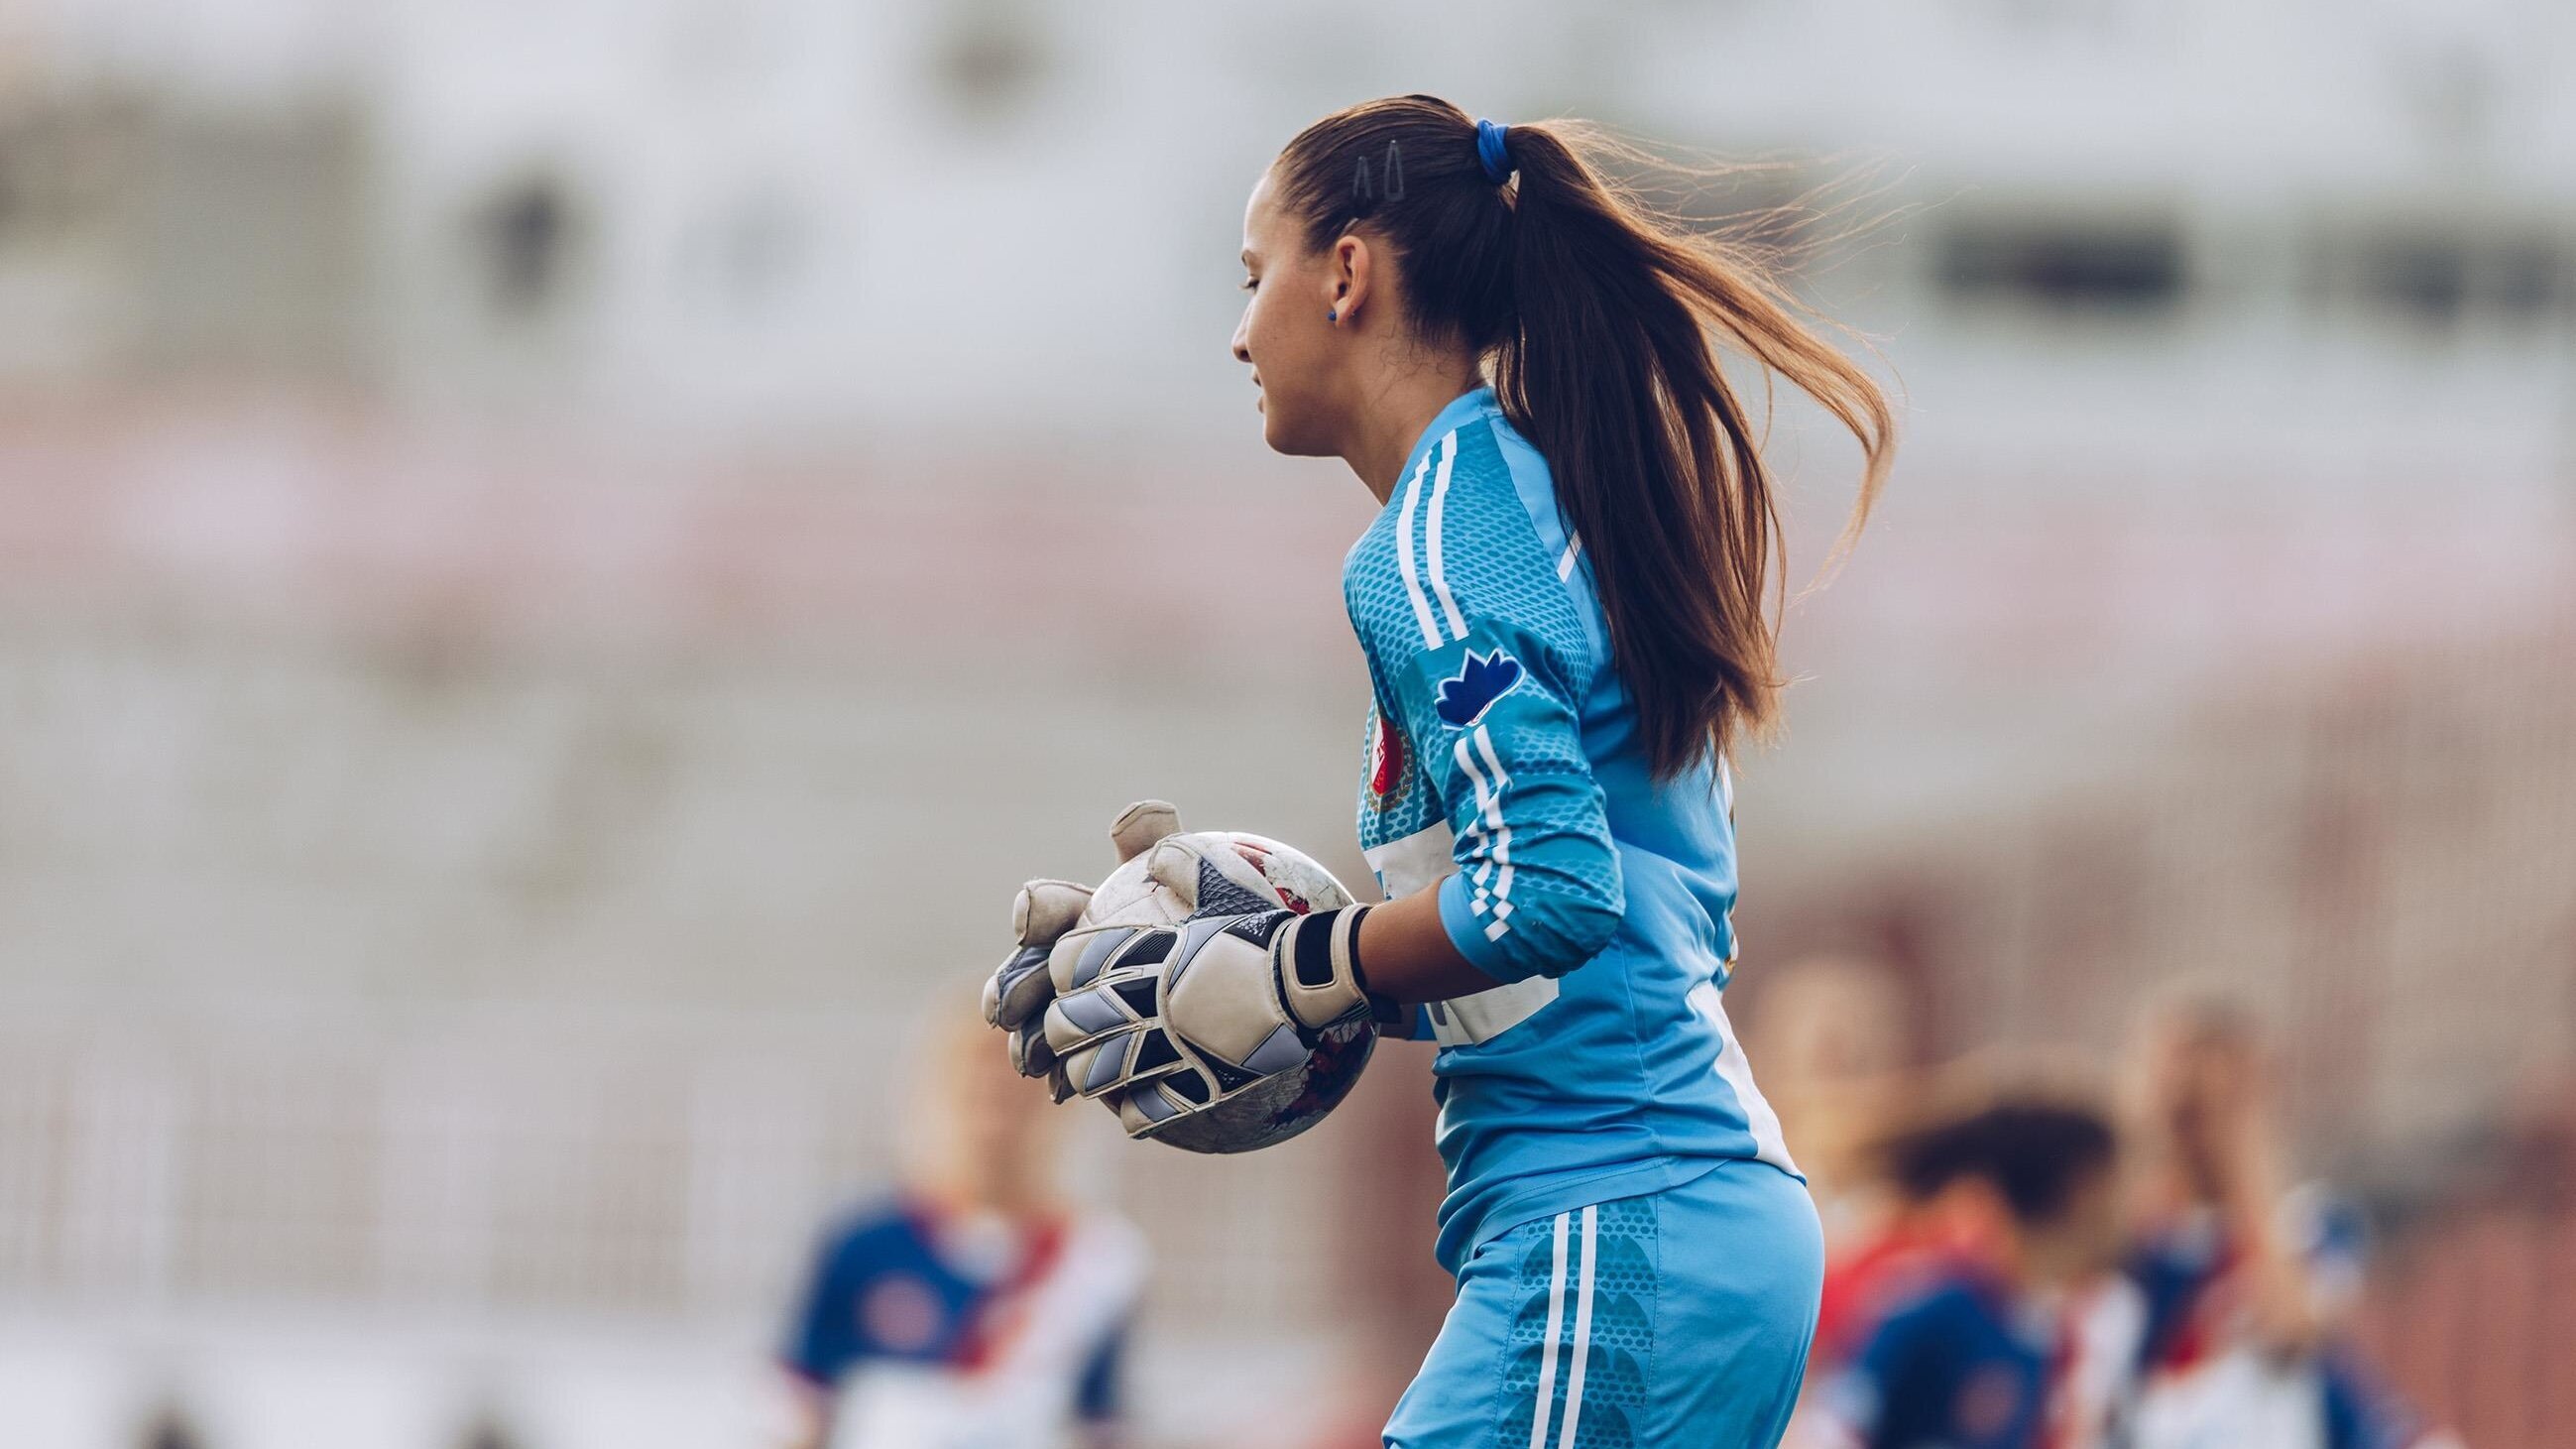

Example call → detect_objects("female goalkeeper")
995 96 1893 1448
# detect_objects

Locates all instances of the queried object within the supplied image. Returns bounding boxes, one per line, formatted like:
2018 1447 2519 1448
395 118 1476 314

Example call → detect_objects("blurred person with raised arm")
2119 998 2452 1449
776 1009 1142 1449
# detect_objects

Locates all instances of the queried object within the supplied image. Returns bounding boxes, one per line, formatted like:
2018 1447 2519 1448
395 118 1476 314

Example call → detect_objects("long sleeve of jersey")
1370 482 1624 983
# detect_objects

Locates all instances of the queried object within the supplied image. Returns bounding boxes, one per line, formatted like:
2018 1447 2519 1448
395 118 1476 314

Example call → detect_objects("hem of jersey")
1439 1154 1728 1278
1436 871 1536 982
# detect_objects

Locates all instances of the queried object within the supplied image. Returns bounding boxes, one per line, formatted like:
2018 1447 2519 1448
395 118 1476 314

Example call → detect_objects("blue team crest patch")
1434 648 1524 728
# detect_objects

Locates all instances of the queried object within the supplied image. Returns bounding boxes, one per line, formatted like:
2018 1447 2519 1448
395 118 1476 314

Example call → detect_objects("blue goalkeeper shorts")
1384 1157 1823 1449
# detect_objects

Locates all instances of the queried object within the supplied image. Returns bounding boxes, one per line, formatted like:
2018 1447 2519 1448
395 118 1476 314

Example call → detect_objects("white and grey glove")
981 799 1181 1100
1072 905 1378 1137
1035 831 1379 1139
983 803 1386 1140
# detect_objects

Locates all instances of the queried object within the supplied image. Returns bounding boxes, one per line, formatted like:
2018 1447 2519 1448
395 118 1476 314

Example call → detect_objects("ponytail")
1273 97 1895 777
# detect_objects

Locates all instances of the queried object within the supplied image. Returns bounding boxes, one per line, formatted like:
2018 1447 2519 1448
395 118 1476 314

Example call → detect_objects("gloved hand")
983 802 1380 1140
981 799 1182 1101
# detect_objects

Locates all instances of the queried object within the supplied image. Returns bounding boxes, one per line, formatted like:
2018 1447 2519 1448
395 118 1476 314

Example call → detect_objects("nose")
1230 313 1251 365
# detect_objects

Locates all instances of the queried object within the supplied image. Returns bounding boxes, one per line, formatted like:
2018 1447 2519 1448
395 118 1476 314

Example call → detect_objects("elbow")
1512 869 1623 978
1537 893 1622 975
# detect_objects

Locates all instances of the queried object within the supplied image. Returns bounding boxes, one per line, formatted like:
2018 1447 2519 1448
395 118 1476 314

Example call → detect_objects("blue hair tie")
1474 118 1513 185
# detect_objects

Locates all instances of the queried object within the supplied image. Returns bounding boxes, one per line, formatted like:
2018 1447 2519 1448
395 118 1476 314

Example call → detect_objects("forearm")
1354 883 1504 1004
2216 1129 2329 1350
772 1370 830 1449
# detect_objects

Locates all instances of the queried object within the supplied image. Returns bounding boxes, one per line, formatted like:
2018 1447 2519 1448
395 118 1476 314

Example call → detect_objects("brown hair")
1271 96 1895 776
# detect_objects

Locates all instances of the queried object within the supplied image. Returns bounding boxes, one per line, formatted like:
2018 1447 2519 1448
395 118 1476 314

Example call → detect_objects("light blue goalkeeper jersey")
1347 385 1800 1274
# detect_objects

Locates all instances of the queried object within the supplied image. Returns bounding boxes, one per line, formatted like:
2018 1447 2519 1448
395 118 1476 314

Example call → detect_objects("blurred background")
0 1 2571 1445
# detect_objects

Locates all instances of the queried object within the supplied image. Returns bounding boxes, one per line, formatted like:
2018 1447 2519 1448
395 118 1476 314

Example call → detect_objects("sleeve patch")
1433 648 1525 729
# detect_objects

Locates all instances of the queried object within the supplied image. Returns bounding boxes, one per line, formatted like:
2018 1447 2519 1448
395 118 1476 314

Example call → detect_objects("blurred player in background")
2120 998 2450 1449
777 1009 1142 1449
1812 1095 2128 1449
992 94 1895 1448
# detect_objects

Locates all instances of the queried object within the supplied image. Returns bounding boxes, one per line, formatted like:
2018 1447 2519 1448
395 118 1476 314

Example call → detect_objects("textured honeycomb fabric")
1383 1160 1821 1449
1346 404 1619 980
1337 386 1802 1279
1499 1198 1656 1448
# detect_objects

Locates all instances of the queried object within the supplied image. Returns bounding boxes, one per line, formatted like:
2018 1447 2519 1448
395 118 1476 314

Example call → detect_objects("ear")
1330 232 1376 325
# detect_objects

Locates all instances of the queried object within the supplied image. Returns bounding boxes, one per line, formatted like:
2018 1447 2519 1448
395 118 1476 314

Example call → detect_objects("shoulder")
1376 411 1594 668
815 1196 930 1274
1432 410 1564 572
1866 1274 1995 1354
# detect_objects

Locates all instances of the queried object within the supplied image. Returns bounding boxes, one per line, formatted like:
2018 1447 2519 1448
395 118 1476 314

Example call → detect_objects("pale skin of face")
1230 172 1497 1007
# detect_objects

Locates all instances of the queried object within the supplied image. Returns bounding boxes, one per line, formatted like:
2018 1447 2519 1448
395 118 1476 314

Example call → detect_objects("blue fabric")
1073 1321 1127 1423
1384 1159 1821 1449
780 1197 1125 1423
1474 118 1513 183
1828 1268 2054 1449
2128 1195 2419 1449
1346 386 1798 1273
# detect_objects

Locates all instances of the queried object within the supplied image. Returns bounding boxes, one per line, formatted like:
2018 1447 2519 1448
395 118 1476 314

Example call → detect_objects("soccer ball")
1078 830 1375 1153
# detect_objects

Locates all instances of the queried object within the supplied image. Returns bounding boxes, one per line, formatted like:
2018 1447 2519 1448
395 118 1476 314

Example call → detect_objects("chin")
1260 411 1333 459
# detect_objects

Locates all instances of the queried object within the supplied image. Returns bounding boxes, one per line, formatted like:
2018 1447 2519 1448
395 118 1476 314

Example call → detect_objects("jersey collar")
1393 385 1502 501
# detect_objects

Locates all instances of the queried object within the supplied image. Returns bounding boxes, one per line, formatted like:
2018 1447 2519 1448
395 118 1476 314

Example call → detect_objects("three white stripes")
1457 728 1515 940
1528 1205 1598 1449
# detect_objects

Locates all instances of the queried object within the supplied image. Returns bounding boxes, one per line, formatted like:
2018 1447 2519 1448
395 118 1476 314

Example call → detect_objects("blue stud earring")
1328 308 1339 321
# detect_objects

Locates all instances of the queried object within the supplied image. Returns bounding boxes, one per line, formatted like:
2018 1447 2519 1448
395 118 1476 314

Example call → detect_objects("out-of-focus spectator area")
1 1 2572 1445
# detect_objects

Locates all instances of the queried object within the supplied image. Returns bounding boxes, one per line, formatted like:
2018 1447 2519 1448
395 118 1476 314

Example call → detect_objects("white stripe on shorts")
1556 1203 1598 1449
1527 1212 1570 1449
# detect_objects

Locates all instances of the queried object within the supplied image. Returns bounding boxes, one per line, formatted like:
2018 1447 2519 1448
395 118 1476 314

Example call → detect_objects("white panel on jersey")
1363 821 1457 900
1425 975 1559 1048
1362 821 1561 1047
1689 982 1798 1175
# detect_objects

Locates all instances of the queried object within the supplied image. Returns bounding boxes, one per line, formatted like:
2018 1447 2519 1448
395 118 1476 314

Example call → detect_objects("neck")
1343 360 1487 504
922 1170 1051 1222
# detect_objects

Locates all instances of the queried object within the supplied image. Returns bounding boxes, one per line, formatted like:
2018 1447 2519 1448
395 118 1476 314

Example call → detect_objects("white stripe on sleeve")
1557 533 1582 581
1452 733 1512 940
1472 725 1516 930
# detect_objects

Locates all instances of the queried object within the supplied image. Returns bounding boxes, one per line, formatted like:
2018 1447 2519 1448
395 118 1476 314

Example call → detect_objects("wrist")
1272 905 1379 1031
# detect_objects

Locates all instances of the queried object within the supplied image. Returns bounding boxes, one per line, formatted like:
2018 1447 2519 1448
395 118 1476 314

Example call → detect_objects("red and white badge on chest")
1367 709 1409 807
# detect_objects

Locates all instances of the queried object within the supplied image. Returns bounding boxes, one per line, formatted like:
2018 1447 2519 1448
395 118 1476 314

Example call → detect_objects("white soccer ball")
1079 830 1375 1153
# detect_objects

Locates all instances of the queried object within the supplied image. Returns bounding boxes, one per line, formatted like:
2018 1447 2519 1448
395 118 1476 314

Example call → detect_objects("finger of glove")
1046 1060 1075 1105
1040 982 1139 1059
1013 880 1094 949
986 944 1057 1030
1046 923 1149 996
1108 800 1182 864
1113 1078 1192 1140
1142 838 1204 910
1005 1025 1056 1079
1147 836 1285 919
1056 1027 1146 1101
